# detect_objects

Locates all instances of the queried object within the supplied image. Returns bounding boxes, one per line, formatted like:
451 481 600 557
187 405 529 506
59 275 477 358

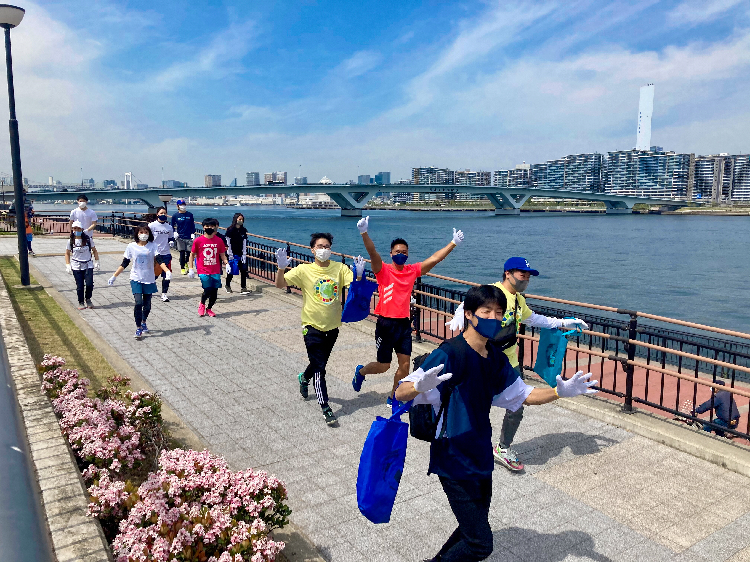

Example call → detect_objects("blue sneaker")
134 328 143 339
352 365 365 392
141 322 149 333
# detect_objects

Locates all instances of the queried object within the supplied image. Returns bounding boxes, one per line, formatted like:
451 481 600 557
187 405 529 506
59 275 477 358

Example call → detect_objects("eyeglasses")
314 244 331 250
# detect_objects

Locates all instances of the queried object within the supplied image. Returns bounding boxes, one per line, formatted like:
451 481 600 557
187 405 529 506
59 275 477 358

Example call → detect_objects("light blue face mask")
74 231 82 237
472 313 503 339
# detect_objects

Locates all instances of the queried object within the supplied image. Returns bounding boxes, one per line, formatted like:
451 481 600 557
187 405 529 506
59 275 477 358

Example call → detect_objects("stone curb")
26 257 325 562
0 272 113 562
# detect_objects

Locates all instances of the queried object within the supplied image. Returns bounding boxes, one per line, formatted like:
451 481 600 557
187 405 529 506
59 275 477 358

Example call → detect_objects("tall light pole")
0 5 27 285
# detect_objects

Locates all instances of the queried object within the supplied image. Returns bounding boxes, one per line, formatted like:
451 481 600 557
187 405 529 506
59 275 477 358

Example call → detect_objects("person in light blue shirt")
170 199 195 274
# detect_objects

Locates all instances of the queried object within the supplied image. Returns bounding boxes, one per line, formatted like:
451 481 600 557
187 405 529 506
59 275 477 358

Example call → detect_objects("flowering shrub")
39 355 289 562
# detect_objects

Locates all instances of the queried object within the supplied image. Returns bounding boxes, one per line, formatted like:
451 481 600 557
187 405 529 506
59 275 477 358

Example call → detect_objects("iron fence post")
623 312 638 413
412 277 422 342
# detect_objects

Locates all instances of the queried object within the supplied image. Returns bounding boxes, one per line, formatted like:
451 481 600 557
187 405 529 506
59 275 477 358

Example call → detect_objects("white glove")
357 216 369 234
275 247 290 269
225 263 231 275
65 264 72 274
451 228 464 246
191 233 196 240
241 254 246 264
187 269 196 278
107 275 116 286
169 240 175 248
94 261 100 272
555 371 598 398
173 232 179 240
561 318 589 331
413 364 453 393
165 271 172 281
352 255 365 279
445 301 466 332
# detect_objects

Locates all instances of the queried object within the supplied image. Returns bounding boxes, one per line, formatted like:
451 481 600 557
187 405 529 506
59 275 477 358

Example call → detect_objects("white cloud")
334 50 382 79
667 0 746 27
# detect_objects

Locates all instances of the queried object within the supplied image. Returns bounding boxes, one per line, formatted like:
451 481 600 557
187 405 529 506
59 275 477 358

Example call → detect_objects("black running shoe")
322 406 337 426
298 373 308 399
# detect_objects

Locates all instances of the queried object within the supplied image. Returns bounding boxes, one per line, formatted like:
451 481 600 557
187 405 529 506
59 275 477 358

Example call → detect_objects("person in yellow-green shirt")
446 257 588 472
275 232 365 426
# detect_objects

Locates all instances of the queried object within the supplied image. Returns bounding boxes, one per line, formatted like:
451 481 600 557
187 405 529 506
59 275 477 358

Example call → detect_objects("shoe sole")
325 418 337 426
493 452 524 471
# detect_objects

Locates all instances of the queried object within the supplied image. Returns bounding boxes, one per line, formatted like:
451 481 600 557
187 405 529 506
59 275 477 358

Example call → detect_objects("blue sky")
1 0 749 185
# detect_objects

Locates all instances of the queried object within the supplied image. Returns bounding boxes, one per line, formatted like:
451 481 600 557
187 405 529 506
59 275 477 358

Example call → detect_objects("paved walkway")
6 236 750 562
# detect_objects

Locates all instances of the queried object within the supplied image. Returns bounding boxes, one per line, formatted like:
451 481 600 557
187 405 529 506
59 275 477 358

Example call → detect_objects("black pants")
179 250 190 269
302 325 339 408
134 293 152 326
201 287 218 309
72 268 93 303
431 477 493 562
225 261 248 289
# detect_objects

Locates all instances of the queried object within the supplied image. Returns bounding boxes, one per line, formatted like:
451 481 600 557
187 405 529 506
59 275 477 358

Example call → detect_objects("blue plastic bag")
228 256 240 275
357 400 412 524
533 324 581 387
341 277 378 323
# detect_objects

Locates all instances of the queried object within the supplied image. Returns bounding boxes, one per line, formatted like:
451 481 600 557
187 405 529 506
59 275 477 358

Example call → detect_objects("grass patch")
0 256 117 394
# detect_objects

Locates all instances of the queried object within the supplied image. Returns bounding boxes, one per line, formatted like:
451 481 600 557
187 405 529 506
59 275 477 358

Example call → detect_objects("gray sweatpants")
498 366 524 448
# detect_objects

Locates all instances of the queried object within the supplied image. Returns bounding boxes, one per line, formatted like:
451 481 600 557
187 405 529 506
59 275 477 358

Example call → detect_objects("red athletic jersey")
191 236 226 274
374 262 422 318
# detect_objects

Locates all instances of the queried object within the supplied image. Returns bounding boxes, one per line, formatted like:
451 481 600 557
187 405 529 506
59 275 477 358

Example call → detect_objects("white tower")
636 84 654 150
124 172 133 190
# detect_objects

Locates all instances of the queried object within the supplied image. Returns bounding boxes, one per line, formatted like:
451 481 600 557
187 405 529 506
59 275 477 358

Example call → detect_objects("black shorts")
375 317 413 364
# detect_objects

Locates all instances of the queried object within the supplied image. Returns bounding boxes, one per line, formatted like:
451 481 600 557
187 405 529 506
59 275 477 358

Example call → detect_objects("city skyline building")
412 167 455 184
205 174 221 187
357 174 371 185
264 171 287 185
294 176 308 185
374 172 391 185
246 172 260 186
455 169 491 186
636 83 655 151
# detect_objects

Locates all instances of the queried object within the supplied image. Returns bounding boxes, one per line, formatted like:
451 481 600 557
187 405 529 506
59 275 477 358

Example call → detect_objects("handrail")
635 311 750 341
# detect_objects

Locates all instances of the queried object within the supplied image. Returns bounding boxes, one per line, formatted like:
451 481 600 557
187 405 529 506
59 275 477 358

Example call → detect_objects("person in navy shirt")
170 199 195 274
396 285 598 562
695 380 740 437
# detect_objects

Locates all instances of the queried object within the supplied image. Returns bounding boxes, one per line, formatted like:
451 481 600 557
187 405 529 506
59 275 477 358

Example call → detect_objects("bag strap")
390 399 413 420
432 337 467 438
561 317 583 338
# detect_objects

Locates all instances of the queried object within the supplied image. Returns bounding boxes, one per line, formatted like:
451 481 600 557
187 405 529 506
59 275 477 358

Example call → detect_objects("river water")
35 204 745 333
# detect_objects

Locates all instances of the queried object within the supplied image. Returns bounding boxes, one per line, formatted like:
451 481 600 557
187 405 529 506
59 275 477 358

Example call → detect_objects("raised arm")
274 247 290 289
357 216 382 274
420 228 463 275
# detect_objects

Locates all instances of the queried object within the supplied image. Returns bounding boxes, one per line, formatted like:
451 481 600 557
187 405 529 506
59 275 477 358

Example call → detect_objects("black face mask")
204 228 215 235
157 215 167 222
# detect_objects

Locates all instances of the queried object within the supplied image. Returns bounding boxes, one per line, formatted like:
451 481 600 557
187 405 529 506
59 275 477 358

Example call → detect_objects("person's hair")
391 238 408 250
156 206 167 214
77 194 88 202
134 225 154 242
69 229 90 249
231 213 244 229
310 232 333 248
464 285 507 315
202 217 219 228
503 269 520 280
714 380 725 386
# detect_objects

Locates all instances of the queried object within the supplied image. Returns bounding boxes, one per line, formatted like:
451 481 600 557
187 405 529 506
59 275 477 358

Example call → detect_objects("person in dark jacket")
695 380 740 437
170 199 195 274
224 213 250 294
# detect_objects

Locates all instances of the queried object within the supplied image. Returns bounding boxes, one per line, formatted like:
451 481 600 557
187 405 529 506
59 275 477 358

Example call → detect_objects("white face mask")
315 248 332 262
138 234 149 242
78 201 87 209
178 205 186 212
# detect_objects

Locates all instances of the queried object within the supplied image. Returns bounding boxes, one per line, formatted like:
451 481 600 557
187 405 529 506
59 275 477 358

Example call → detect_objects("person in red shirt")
188 217 229 317
352 216 464 405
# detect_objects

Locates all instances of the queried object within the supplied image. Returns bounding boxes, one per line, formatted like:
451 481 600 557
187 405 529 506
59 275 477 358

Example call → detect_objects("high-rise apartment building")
246 172 260 186
357 174 371 185
636 84 655 150
103 179 117 188
455 170 491 186
412 167 455 185
264 172 287 185
204 174 221 187
494 163 530 188
374 172 391 185
163 180 185 188
294 176 308 185
732 154 750 201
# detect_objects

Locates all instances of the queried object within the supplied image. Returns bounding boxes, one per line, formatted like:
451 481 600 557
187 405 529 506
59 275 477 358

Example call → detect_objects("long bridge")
25 184 694 216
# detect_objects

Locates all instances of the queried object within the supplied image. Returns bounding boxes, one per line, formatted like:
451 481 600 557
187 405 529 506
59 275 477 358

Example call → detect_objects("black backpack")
408 338 466 442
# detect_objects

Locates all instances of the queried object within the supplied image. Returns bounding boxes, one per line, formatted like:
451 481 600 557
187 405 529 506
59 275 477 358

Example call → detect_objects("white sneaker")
161 293 169 302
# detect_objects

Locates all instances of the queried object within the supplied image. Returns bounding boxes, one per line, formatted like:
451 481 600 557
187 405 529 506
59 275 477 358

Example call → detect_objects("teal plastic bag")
356 400 411 523
533 324 581 387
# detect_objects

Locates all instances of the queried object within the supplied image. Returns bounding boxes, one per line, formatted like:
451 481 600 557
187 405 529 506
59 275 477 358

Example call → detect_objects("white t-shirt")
124 242 157 284
70 208 98 234
66 236 96 270
148 220 174 255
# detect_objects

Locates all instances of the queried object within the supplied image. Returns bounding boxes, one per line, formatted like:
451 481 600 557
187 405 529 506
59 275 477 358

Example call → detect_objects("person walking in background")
695 380 740 438
352 215 464 407
396 285 597 562
148 207 175 302
69 194 97 236
446 257 588 472
65 220 100 309
108 226 171 339
25 209 34 256
188 218 228 318
171 199 195 274
225 212 250 294
274 232 364 426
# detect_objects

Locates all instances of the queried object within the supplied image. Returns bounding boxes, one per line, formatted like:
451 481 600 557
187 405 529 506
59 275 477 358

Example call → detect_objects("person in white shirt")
64 220 100 309
147 207 176 302
107 226 171 339
69 195 97 236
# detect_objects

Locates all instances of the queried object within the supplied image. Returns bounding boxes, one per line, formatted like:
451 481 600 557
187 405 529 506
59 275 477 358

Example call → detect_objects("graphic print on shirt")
202 245 218 267
380 282 394 306
313 277 338 304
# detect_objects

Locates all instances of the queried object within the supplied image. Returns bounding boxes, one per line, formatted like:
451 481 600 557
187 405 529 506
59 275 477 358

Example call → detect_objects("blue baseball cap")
504 257 539 276
176 199 186 206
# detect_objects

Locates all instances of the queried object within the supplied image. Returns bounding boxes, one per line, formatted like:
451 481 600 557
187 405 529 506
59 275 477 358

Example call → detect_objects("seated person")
695 380 740 437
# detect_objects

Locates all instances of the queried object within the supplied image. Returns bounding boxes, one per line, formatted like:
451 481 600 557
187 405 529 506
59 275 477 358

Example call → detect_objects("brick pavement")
6 236 750 562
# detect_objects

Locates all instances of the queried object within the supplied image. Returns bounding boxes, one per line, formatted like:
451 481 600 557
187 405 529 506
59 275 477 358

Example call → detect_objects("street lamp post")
0 5 27 285
158 193 172 214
